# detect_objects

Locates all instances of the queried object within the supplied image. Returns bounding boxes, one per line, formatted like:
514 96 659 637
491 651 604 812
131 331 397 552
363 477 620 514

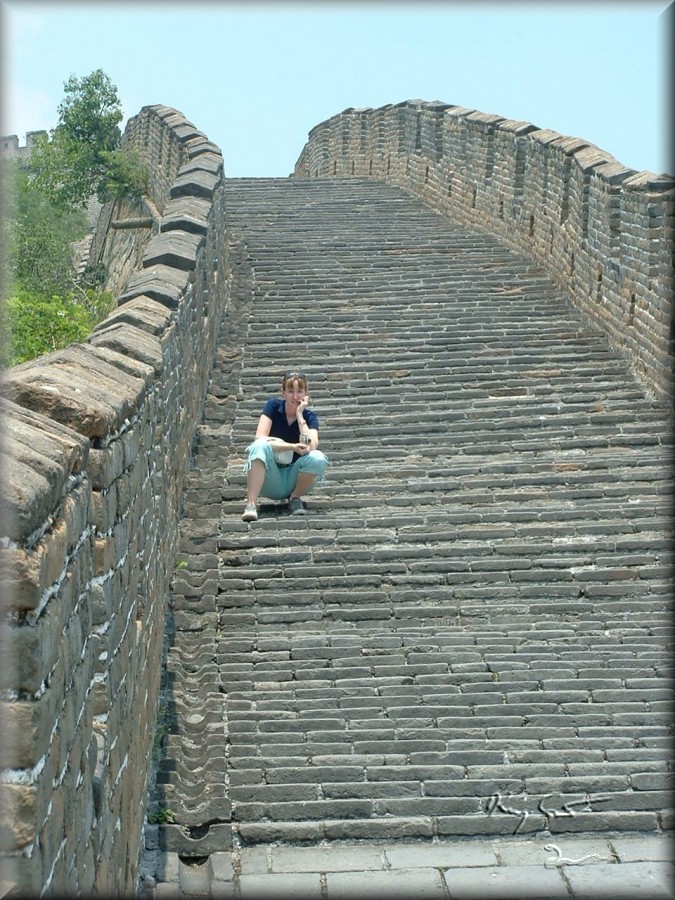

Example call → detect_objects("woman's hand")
293 442 311 455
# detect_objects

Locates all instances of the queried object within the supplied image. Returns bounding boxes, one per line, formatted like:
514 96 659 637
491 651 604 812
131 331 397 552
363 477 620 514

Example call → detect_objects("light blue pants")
243 438 329 501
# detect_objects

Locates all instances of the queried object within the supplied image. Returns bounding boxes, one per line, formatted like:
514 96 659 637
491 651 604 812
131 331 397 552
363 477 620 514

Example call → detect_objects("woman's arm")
296 398 319 451
302 428 319 451
255 414 273 439
255 413 311 453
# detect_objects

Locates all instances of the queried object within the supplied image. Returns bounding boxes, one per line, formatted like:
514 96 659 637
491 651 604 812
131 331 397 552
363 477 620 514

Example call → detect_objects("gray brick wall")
0 105 237 896
294 101 674 400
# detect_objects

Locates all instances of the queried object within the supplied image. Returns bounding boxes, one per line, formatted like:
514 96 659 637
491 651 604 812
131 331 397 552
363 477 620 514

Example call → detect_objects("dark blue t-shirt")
262 397 319 461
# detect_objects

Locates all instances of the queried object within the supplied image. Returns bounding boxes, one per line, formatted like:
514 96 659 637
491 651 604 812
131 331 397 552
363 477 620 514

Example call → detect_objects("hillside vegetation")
1 69 147 367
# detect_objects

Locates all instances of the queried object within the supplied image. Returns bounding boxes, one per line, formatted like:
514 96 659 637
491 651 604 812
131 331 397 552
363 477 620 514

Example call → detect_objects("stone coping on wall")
0 103 231 897
302 98 674 183
1 344 154 444
0 398 90 549
293 99 674 401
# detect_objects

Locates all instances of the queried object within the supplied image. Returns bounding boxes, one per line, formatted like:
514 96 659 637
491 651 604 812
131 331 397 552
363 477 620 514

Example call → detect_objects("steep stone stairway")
141 177 673 894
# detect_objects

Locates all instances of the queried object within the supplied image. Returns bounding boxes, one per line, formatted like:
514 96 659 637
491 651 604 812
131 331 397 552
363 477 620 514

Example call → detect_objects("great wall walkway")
138 177 673 898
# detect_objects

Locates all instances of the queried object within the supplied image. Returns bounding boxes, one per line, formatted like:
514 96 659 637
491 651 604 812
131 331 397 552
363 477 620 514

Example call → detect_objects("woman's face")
282 378 307 406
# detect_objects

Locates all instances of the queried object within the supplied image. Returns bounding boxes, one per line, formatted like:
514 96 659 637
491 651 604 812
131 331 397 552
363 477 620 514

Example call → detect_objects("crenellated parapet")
294 100 674 400
0 105 244 897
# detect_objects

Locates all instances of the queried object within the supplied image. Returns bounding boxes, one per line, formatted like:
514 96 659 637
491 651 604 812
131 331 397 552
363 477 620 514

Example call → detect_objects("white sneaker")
242 503 258 522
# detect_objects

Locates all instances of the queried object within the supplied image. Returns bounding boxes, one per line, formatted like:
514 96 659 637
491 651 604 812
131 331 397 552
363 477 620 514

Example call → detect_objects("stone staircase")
141 177 673 890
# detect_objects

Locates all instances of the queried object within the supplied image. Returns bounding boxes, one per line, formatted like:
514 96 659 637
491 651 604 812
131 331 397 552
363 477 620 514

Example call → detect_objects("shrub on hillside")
2 287 115 368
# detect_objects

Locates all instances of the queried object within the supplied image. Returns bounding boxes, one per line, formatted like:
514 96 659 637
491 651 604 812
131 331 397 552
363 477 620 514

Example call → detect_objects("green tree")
5 161 88 297
0 70 140 368
2 287 115 367
1 158 116 368
31 68 147 207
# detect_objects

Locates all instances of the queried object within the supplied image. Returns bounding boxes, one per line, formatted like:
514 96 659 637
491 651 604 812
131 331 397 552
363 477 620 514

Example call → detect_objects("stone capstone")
170 168 220 201
89 323 165 374
117 263 191 309
1 344 153 439
93 295 175 337
142 230 204 271
160 197 211 235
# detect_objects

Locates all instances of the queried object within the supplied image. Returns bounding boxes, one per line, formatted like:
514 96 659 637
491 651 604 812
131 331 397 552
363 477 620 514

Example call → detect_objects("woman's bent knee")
315 450 328 464
300 450 328 477
243 439 274 472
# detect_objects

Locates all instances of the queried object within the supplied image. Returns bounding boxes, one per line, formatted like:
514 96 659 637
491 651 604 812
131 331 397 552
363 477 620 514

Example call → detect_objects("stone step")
142 175 673 874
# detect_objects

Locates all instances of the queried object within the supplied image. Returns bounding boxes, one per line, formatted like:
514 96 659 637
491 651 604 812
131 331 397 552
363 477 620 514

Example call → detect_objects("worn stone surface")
0 105 232 899
0 455 61 545
1 343 153 439
179 153 223 177
93 294 175 337
160 197 211 235
117 263 191 308
2 100 672 900
170 169 220 201
1 398 89 475
90 322 165 373
139 176 673 898
294 101 674 401
143 230 204 271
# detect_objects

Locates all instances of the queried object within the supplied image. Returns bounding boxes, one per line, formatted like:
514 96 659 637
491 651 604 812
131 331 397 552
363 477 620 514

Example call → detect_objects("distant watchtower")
0 129 48 161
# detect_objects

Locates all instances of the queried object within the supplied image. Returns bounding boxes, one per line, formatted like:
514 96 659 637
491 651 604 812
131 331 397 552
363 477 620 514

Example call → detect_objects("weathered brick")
0 784 38 849
7 124 675 899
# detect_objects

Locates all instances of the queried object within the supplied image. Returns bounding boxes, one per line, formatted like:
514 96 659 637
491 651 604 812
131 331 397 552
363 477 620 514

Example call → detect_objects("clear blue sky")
1 1 672 177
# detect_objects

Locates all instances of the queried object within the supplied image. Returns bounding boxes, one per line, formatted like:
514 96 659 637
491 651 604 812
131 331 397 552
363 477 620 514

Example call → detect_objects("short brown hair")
281 372 308 391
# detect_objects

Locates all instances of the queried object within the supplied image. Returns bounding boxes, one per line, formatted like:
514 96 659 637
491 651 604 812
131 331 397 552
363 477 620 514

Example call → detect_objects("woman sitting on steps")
242 372 328 522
